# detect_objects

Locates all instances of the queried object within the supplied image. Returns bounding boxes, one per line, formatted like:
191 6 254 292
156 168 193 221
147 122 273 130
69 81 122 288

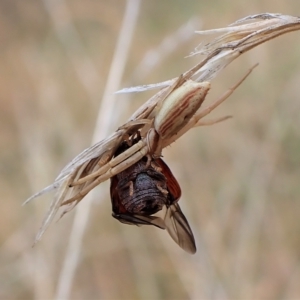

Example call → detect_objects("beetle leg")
120 133 131 146
156 183 168 195
128 181 134 197
150 161 162 173
116 177 135 195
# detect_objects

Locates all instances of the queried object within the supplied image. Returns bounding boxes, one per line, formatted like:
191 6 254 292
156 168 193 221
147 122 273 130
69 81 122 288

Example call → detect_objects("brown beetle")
110 137 196 254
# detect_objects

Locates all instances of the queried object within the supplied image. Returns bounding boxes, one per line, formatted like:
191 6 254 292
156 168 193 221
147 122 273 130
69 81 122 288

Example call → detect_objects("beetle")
110 136 196 254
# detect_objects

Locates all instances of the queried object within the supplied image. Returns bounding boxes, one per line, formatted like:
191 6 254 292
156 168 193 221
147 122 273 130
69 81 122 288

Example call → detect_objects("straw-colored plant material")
25 13 300 244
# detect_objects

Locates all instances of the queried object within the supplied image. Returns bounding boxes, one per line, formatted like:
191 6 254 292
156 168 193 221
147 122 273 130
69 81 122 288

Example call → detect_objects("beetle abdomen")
124 173 167 215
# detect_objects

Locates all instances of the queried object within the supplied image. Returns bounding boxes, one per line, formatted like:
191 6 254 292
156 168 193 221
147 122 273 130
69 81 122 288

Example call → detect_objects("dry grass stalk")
25 13 300 245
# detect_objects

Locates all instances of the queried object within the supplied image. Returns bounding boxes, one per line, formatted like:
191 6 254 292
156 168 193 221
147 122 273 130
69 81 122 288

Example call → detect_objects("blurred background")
1 0 300 299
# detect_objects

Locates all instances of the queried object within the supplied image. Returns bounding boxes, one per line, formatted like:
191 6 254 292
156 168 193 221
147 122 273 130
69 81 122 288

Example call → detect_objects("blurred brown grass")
2 0 300 299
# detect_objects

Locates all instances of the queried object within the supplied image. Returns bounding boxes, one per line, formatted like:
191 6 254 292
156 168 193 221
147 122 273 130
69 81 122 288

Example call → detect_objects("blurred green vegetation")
1 0 300 299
